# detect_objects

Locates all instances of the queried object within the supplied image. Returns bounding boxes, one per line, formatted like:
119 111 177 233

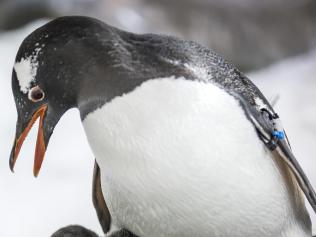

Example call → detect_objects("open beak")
9 105 48 177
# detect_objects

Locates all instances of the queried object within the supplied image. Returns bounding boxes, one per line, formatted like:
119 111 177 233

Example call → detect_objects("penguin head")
9 17 99 176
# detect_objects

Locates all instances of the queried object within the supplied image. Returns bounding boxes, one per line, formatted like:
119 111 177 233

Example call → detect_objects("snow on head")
13 46 42 94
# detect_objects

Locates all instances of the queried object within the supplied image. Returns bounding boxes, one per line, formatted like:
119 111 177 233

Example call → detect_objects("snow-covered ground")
0 21 315 236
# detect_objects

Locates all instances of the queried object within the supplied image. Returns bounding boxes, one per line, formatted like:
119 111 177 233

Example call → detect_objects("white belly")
82 77 310 237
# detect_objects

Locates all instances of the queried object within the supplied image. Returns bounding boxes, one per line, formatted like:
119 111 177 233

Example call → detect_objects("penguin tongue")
10 105 47 177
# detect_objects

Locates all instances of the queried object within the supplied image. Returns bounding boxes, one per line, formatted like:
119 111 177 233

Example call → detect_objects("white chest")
82 78 309 237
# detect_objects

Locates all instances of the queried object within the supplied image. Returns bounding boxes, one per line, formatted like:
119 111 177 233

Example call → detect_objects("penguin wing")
238 94 316 213
92 160 111 234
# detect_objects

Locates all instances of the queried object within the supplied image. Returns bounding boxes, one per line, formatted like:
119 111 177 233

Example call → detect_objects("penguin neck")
54 27 130 118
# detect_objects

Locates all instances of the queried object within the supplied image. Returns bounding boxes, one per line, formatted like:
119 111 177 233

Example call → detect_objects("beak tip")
9 154 16 173
33 170 39 178
9 166 15 173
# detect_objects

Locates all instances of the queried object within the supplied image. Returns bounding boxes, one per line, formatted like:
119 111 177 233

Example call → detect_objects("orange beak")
10 105 48 177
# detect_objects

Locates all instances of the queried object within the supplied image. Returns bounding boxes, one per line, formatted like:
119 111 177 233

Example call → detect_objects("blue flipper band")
272 130 285 140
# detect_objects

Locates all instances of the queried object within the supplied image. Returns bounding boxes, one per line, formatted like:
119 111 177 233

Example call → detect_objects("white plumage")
83 77 310 237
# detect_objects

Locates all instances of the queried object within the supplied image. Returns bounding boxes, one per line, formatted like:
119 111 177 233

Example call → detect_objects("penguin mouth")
9 105 48 177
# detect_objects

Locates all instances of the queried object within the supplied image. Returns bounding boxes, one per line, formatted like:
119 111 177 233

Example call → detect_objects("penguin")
50 224 134 237
9 16 316 237
51 225 99 237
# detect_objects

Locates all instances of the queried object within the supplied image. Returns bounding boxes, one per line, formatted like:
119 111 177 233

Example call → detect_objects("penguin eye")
28 86 45 102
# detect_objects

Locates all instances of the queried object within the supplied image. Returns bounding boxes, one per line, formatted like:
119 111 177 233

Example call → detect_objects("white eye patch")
14 44 43 94
14 56 39 94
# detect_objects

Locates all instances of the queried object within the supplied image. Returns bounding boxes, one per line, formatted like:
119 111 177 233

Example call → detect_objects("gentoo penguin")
51 224 133 237
9 16 316 237
50 224 134 237
51 225 98 237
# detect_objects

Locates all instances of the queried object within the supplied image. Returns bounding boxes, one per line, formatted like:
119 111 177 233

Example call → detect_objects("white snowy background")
0 21 315 236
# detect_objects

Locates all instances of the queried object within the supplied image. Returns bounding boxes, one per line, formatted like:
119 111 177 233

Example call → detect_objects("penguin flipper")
92 161 138 236
92 160 111 234
239 96 316 213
